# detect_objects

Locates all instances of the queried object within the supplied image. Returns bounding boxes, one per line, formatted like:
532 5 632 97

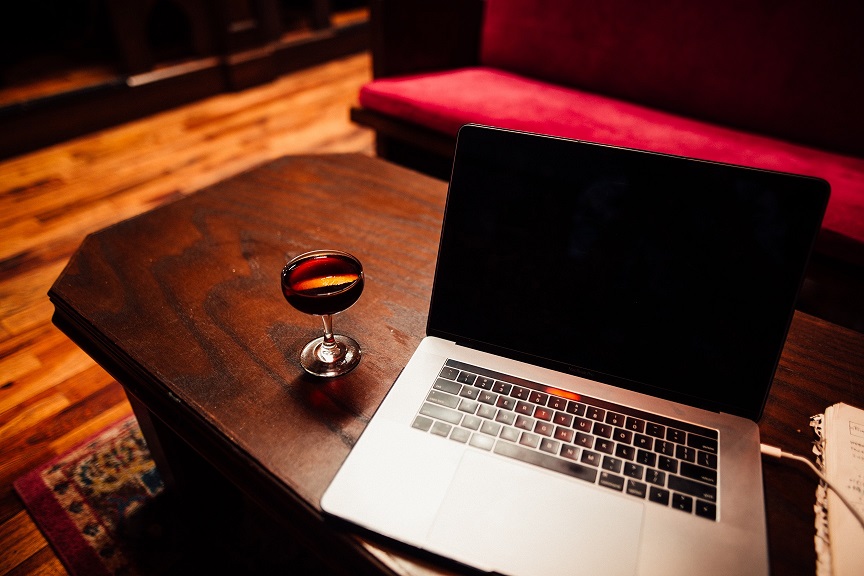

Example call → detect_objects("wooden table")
49 153 864 575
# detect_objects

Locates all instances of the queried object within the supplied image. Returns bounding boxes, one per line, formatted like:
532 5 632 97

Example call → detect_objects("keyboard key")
428 389 459 409
459 386 480 400
511 386 530 400
430 421 452 436
477 404 497 419
637 450 657 467
655 440 675 456
553 411 573 427
586 406 605 421
581 450 601 467
534 407 553 421
450 427 471 443
478 391 498 404
646 423 665 438
649 486 670 505
469 433 495 450
499 426 520 442
534 421 554 436
666 428 686 444
668 475 717 502
658 455 678 473
645 469 666 486
597 472 624 492
672 493 693 513
695 500 717 520
515 400 534 415
496 396 517 411
458 399 479 413
680 462 717 485
605 412 625 427
566 401 586 416
599 472 625 491
528 390 549 405
560 444 579 460
462 415 482 430
592 422 614 438
439 366 459 380
547 396 567 411
698 451 718 469
412 415 433 431
515 415 535 431
475 376 495 389
626 480 647 498
688 433 718 454
675 445 696 462
613 428 634 444
602 456 623 474
495 411 516 426
615 445 636 461
420 402 462 424
433 378 461 394
539 438 560 454
480 420 502 436
554 426 574 443
573 417 593 432
495 442 597 483
574 432 593 448
594 438 614 454
457 372 477 385
519 432 540 449
634 434 654 450
625 417 645 433
624 462 644 480
492 380 512 395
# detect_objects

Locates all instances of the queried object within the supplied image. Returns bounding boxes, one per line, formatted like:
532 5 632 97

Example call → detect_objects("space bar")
494 441 598 484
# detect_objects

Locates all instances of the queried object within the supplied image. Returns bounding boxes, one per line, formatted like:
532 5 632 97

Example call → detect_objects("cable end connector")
760 443 783 459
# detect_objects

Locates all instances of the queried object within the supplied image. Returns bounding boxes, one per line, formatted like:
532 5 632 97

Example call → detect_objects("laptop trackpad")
426 450 644 576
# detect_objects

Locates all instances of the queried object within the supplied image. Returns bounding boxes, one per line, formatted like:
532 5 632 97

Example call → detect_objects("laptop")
321 124 829 576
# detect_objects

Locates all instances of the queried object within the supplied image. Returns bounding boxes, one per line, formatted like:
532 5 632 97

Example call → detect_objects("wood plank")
0 511 50 575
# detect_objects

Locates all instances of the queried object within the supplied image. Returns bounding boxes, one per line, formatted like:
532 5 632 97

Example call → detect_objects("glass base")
299 334 362 377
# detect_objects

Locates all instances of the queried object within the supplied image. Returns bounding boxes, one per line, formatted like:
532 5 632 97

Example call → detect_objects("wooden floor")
0 52 375 575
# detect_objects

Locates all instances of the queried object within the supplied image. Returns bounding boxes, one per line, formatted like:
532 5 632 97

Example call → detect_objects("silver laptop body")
322 125 829 576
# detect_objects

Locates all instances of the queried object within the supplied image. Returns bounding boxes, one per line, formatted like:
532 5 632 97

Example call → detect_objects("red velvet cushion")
358 67 864 265
479 0 864 157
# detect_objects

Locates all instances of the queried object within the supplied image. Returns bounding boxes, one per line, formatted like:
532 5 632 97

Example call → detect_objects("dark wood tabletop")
49 153 864 576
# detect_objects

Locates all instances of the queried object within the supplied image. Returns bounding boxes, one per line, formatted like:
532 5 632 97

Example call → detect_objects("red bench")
352 0 864 331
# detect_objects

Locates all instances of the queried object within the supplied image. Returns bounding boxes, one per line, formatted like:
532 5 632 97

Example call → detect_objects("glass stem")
318 314 343 363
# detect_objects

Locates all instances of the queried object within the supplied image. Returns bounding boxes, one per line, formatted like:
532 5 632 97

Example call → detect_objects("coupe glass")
281 249 364 377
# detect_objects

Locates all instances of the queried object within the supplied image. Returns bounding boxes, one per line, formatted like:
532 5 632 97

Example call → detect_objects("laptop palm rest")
427 450 644 576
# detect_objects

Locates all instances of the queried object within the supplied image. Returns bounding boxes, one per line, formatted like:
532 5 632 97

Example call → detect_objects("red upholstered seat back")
479 0 864 156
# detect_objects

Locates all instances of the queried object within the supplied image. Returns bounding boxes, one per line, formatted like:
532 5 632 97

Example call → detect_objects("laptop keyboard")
411 360 720 521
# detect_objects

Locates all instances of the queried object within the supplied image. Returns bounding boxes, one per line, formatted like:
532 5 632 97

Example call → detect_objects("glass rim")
282 249 364 297
286 248 361 267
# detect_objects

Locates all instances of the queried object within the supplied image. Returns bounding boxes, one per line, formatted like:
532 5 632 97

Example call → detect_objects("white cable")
761 442 864 529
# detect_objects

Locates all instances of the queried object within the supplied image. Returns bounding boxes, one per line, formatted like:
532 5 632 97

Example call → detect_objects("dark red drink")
281 252 364 316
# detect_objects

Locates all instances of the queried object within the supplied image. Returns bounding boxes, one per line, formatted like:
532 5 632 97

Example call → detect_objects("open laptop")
321 124 829 576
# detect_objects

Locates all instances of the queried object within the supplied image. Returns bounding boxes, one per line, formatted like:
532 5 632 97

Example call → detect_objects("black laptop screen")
426 125 829 421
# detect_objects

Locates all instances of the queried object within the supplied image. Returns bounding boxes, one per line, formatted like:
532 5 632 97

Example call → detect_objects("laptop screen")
427 125 829 421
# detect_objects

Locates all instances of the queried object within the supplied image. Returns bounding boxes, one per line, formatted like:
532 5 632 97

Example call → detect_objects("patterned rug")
14 416 174 575
14 415 320 575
